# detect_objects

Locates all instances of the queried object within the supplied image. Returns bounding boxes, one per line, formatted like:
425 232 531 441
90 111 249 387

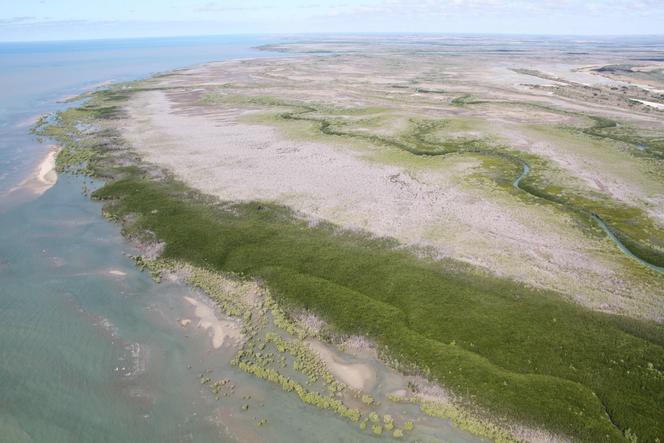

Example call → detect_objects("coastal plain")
121 39 664 319
41 36 664 442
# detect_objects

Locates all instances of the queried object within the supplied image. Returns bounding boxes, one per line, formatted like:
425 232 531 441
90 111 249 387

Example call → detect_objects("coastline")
147 259 526 443
36 49 664 443
2 36 398 443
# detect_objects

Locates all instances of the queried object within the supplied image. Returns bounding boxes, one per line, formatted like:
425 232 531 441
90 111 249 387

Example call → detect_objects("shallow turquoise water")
0 36 484 442
1 176 225 442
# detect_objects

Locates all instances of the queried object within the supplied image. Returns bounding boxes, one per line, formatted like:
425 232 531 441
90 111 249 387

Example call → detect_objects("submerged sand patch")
108 269 127 277
307 339 376 391
184 295 243 349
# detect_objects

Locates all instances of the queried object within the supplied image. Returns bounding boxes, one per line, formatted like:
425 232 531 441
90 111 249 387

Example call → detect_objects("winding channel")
281 106 664 274
511 161 664 274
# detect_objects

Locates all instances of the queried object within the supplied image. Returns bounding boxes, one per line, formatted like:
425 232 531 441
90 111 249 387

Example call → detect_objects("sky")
1 0 664 41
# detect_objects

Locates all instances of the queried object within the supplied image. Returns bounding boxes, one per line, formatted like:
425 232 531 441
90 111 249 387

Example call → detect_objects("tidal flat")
40 36 664 442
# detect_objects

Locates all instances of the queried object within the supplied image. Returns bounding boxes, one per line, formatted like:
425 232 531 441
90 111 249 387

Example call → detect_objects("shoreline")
148 259 524 443
35 46 664 442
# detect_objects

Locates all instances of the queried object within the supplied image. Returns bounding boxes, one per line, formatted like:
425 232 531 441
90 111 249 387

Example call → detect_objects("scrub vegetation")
388 393 515 443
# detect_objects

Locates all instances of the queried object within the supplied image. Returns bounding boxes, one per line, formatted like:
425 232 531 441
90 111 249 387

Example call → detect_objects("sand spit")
9 146 60 196
184 295 243 349
14 114 41 129
36 148 59 186
308 339 376 391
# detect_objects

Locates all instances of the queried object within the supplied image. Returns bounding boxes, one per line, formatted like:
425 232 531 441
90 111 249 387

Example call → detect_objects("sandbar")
10 146 60 196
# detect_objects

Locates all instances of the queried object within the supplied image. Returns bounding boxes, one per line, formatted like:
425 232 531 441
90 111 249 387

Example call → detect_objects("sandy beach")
9 146 60 197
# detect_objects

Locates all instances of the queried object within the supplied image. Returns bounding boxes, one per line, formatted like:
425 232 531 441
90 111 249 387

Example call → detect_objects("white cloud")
315 0 664 18
194 1 275 13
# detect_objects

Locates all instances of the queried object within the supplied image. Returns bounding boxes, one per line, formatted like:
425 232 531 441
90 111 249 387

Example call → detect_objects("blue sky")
1 0 664 41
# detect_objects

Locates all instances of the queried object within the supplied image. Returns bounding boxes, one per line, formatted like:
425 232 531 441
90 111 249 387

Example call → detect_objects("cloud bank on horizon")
1 0 663 41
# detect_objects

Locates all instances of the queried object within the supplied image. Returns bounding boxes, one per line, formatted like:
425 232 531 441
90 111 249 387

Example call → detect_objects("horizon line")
2 31 664 45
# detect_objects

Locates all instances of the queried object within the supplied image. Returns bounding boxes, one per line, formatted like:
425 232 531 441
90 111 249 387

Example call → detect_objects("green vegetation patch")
93 174 664 442
388 394 515 443
518 155 664 268
581 117 664 162
446 98 664 267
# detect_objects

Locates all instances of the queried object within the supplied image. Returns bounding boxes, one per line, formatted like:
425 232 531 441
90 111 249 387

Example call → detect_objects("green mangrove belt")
92 173 664 442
